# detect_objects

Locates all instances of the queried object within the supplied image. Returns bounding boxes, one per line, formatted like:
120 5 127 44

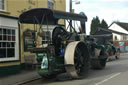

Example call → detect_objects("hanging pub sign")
23 29 35 51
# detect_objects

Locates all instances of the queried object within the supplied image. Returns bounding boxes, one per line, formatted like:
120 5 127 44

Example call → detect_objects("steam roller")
18 8 108 79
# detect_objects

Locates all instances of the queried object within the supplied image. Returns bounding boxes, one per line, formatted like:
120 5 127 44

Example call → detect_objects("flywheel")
64 41 89 79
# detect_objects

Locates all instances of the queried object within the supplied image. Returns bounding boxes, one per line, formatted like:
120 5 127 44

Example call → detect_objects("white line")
95 72 121 85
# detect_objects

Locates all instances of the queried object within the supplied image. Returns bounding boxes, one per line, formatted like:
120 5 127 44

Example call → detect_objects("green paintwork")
35 48 65 76
0 65 21 77
38 69 49 75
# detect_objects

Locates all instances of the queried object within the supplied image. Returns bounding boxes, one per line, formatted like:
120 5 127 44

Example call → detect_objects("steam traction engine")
19 8 108 79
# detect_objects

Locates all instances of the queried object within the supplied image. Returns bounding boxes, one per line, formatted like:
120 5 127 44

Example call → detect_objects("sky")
66 0 128 35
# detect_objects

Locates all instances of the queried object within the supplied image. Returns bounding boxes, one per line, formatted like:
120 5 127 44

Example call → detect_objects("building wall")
7 0 48 17
109 23 128 53
54 0 66 24
1 0 66 25
112 31 128 41
6 0 65 17
112 33 122 41
109 23 128 34
54 0 66 11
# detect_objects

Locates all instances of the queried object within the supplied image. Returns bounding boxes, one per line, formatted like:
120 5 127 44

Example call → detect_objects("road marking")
95 72 121 85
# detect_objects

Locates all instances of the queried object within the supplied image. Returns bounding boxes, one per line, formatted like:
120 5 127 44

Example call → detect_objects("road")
25 53 128 85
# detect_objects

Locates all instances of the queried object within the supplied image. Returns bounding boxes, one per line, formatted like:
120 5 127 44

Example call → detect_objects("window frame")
0 0 6 11
0 26 19 62
123 35 126 40
48 0 54 9
41 30 52 44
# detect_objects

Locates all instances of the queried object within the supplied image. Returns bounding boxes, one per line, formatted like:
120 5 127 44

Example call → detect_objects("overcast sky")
66 0 128 35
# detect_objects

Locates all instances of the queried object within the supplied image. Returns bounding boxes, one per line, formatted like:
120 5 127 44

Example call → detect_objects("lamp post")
69 0 80 32
70 0 72 13
69 0 72 32
69 0 80 13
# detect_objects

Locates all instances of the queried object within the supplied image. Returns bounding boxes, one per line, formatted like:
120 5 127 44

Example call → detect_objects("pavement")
0 70 41 85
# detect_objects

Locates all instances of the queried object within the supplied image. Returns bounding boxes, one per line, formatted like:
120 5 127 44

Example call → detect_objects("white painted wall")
109 23 128 34
112 33 121 41
112 33 128 41
0 17 18 28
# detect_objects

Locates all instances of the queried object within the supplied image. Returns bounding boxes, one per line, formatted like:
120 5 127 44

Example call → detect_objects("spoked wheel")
64 41 89 79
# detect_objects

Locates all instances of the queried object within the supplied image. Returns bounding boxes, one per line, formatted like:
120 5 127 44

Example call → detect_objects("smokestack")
80 22 86 34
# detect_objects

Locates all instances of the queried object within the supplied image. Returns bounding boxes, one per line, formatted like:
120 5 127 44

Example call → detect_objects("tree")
90 16 108 34
90 16 100 34
100 19 108 29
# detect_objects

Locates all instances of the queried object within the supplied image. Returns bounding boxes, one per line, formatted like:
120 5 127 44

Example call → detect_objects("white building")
108 22 128 41
93 26 128 52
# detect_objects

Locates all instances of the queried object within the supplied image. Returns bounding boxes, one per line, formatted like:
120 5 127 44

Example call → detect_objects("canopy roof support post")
34 14 45 41
67 20 77 33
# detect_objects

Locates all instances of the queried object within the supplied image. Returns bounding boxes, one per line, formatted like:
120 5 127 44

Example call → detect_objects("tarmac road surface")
24 53 128 85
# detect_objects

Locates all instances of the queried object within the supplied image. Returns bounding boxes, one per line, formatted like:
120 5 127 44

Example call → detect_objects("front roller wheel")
64 41 89 79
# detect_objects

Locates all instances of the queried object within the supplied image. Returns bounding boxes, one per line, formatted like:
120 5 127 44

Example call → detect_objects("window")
123 35 126 40
0 28 16 58
48 0 54 9
23 30 35 51
0 0 5 10
115 36 117 41
42 31 51 44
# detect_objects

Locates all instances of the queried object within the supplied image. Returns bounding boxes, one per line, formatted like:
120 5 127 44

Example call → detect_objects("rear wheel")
91 59 106 69
64 41 89 79
91 49 107 69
